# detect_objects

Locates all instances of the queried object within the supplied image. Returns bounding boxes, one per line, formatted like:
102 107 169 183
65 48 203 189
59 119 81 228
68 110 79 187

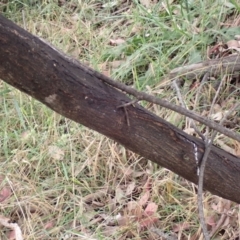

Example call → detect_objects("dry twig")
168 54 240 81
197 103 240 240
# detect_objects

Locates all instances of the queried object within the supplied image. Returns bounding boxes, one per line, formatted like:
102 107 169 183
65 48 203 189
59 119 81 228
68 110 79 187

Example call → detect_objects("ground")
1 0 240 239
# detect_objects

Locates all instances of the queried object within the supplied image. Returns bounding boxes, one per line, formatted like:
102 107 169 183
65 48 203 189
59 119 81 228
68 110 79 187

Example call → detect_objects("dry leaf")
227 40 240 48
109 38 125 46
97 213 119 226
126 182 136 196
115 186 124 203
0 176 11 203
144 202 158 216
127 201 143 219
0 186 11 203
20 130 31 141
138 191 150 206
44 221 55 230
211 198 231 214
140 0 151 8
184 127 195 135
142 177 152 191
206 215 216 227
102 1 119 8
83 189 107 203
127 201 139 212
117 214 131 226
140 202 159 228
210 111 224 121
48 146 64 160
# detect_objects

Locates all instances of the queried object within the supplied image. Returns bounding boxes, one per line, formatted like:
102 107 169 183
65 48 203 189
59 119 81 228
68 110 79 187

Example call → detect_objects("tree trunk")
0 14 240 203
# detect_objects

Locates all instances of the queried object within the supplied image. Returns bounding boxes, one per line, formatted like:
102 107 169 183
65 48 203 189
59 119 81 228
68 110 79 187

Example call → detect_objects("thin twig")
209 212 227 238
197 138 212 240
117 99 139 108
172 80 205 140
209 75 227 117
82 65 240 142
197 102 240 240
173 80 186 108
194 72 210 110
173 78 210 238
123 105 130 126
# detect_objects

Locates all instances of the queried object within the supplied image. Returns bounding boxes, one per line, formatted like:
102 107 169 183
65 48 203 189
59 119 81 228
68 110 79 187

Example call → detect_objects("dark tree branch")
1 15 240 203
168 54 240 80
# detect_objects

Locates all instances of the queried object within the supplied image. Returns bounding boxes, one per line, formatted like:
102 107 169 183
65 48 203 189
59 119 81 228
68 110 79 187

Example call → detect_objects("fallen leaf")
211 198 231 214
117 214 131 227
0 186 11 203
144 202 158 216
227 39 240 48
115 186 125 203
144 177 152 189
127 201 139 212
20 130 31 141
210 111 224 121
127 201 143 219
184 127 195 135
83 188 107 203
0 176 11 203
138 191 150 206
140 0 151 8
44 221 55 230
126 182 136 196
102 1 119 8
97 213 119 226
48 146 64 160
109 38 125 46
206 215 216 227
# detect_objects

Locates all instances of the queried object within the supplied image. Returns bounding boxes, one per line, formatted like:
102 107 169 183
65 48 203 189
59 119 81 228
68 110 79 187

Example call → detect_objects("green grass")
1 0 240 239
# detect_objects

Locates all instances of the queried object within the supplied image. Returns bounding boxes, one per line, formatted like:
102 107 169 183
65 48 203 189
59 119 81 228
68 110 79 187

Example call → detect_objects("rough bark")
1 15 240 203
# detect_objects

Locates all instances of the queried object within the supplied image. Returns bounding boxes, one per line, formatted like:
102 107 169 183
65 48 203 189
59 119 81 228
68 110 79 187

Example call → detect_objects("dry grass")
1 0 240 239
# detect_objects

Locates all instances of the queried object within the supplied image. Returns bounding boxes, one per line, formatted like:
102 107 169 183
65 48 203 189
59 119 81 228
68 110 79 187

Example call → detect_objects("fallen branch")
168 54 240 80
1 15 240 203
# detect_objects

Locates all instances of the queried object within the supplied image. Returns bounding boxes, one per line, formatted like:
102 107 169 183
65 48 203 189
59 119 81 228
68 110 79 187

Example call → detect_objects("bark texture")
1 15 240 203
